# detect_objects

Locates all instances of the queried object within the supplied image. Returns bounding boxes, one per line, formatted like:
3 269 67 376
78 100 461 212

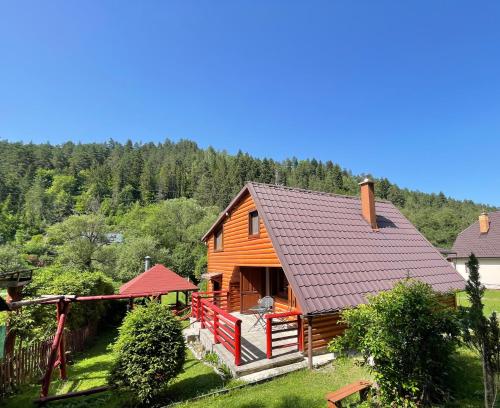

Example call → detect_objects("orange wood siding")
438 293 457 309
302 293 457 352
303 314 347 352
206 192 282 312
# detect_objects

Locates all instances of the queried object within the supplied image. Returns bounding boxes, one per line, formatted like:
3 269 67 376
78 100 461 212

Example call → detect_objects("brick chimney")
479 212 489 234
359 178 378 230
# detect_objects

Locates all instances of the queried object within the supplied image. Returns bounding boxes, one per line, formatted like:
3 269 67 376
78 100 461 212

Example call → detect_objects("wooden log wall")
206 192 282 312
303 313 347 352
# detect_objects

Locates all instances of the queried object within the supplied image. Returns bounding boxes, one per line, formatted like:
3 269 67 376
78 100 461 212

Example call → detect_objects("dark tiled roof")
245 183 465 315
120 264 197 296
452 211 500 258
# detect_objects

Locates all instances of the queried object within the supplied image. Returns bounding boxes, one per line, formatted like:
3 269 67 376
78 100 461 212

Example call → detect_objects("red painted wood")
297 316 303 352
40 300 69 398
266 318 272 359
234 320 241 366
213 312 219 344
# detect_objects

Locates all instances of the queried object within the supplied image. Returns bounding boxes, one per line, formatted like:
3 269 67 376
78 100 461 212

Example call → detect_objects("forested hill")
0 139 495 248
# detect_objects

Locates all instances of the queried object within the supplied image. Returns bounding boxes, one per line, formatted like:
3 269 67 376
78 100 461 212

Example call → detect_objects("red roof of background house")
119 263 198 296
453 211 500 258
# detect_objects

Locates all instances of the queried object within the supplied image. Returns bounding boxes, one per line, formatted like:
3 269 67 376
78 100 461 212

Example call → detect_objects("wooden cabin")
202 180 465 354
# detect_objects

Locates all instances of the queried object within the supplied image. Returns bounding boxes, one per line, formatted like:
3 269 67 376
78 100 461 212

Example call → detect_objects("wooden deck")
192 312 304 377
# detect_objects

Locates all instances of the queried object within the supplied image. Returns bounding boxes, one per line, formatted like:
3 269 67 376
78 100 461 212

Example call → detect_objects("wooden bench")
325 380 373 408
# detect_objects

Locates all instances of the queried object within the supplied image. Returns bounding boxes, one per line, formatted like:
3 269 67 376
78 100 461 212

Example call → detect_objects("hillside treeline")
0 139 494 249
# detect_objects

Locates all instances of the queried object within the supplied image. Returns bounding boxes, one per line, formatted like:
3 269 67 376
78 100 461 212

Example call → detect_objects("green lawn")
176 359 371 408
3 326 227 408
457 289 500 317
3 290 499 407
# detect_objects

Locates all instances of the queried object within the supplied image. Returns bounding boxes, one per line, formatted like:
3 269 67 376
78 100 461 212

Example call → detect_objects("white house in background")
452 211 500 289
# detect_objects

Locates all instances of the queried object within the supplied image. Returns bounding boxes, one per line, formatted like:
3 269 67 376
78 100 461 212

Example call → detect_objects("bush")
10 266 115 342
329 279 460 407
110 301 186 405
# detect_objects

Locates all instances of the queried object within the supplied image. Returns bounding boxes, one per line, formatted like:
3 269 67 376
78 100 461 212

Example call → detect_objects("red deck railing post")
234 319 242 366
213 310 219 344
197 294 201 320
266 317 272 359
191 293 197 319
297 315 303 352
200 299 205 329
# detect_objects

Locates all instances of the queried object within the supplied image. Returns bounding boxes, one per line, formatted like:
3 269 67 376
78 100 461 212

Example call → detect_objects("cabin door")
240 267 265 313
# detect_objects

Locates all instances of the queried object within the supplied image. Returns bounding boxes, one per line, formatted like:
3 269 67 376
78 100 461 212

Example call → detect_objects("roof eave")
201 184 251 242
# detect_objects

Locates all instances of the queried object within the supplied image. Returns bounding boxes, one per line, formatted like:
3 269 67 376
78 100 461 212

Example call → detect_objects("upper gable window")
249 210 259 237
214 227 223 251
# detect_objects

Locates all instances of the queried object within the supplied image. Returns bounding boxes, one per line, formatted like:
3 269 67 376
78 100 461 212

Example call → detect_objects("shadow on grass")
226 394 325 408
164 371 225 403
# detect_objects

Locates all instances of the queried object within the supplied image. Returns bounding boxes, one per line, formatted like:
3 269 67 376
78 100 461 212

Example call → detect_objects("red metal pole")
41 300 69 398
266 317 272 359
234 319 242 366
213 310 219 344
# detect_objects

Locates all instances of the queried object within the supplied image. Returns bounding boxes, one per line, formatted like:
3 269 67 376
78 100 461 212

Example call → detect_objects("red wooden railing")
191 291 242 366
265 311 303 359
191 291 229 320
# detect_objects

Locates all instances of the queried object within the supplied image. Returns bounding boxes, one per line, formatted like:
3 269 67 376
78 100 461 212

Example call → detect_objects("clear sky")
1 1 500 205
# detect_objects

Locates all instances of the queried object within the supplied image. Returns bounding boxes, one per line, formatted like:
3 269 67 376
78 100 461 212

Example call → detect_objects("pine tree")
462 254 500 407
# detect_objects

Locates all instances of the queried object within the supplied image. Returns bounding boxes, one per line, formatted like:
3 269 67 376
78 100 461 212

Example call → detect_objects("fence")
200 298 242 366
192 291 242 366
191 291 229 320
265 311 303 359
0 324 97 395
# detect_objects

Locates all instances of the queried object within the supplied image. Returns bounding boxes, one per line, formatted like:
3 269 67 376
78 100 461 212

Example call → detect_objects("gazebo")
119 263 198 309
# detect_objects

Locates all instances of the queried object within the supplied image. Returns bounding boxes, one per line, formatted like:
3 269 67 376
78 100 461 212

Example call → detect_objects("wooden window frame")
248 210 260 239
214 226 224 252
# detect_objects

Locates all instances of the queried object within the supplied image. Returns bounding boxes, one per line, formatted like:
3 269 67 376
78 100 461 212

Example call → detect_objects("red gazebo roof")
119 264 198 296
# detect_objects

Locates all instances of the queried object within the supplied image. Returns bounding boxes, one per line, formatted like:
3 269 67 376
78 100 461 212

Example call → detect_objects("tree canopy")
0 138 493 249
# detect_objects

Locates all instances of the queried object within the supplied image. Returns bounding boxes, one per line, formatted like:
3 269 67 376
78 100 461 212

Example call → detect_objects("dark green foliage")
0 243 28 273
110 301 186 405
0 139 494 250
329 280 460 407
9 266 115 342
459 254 500 407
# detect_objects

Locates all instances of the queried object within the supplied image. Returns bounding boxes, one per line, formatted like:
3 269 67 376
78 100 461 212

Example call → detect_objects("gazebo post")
175 291 179 310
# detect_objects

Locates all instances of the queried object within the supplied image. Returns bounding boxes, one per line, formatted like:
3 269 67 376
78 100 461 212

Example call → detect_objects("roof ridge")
246 181 392 203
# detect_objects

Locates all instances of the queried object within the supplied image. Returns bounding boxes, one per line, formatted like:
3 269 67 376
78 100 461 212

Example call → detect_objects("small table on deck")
248 305 270 330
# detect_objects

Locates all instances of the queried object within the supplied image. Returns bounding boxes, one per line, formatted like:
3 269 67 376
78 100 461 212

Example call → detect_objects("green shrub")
10 266 115 342
110 301 186 405
329 279 460 407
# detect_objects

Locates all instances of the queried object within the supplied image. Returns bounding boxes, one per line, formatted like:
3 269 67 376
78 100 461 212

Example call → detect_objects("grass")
457 289 500 317
1 332 494 408
3 290 499 407
176 358 371 408
162 291 188 306
3 325 228 408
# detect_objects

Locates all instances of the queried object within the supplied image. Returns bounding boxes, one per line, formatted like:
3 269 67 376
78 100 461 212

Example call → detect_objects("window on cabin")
249 210 259 236
214 228 223 251
270 268 288 300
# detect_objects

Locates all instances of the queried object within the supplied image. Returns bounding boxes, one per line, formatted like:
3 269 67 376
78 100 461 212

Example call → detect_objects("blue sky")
1 1 500 205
